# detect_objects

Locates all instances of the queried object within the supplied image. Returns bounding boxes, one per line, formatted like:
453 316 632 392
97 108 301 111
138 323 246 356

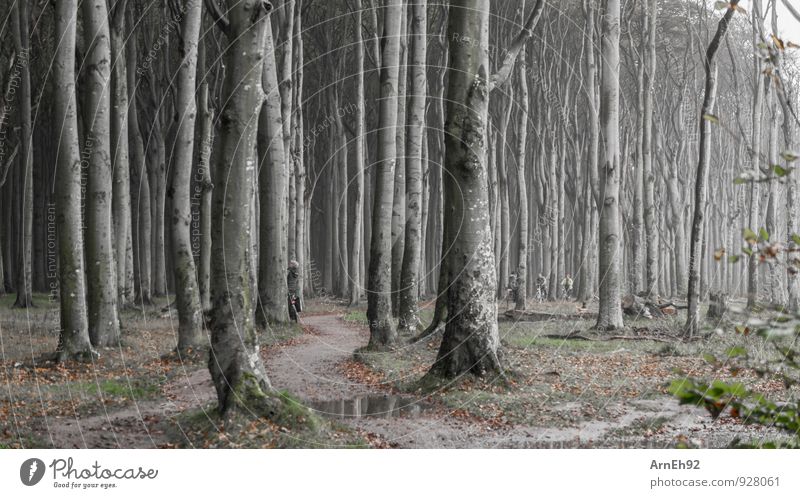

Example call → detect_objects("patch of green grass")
73 377 161 399
342 310 368 326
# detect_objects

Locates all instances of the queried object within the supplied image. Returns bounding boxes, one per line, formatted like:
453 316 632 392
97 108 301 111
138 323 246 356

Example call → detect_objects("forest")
0 0 799 449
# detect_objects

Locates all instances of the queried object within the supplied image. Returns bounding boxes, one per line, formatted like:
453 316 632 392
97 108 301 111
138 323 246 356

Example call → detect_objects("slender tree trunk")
293 0 306 304
398 0 427 333
349 0 366 307
642 0 658 297
747 3 765 310
170 0 204 351
110 0 133 306
427 0 500 379
208 0 278 417
53 0 94 362
367 0 402 349
685 2 739 336
126 22 152 306
11 0 32 308
515 48 529 310
257 20 289 325
82 0 120 346
594 0 624 331
196 33 213 312
391 3 408 316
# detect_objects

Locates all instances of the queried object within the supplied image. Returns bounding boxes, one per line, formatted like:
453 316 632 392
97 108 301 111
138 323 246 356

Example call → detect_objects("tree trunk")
196 33 213 312
391 3 408 316
398 0 427 333
685 2 738 336
427 0 500 379
11 0 32 308
110 1 133 306
169 0 204 351
642 0 658 297
82 0 120 346
515 49 529 310
367 0 402 349
53 0 94 362
594 0 624 331
349 0 366 307
257 20 289 325
126 22 152 306
208 0 278 417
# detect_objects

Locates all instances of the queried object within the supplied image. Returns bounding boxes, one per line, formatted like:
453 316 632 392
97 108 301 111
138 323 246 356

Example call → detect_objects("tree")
82 0 120 346
594 0 624 331
349 0 366 307
53 0 94 362
642 0 659 297
367 0 403 349
257 18 289 325
11 0 32 308
514 45 529 311
398 0 427 333
170 0 205 351
207 0 279 416
685 1 740 336
427 0 501 379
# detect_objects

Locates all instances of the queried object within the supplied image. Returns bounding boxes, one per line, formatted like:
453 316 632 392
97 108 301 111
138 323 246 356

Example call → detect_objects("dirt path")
42 313 770 449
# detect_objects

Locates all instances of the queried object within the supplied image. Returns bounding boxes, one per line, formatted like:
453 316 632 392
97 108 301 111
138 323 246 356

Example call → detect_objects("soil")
0 297 792 448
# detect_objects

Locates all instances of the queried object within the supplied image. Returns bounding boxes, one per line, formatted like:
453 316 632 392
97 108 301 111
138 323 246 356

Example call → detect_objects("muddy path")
41 313 767 449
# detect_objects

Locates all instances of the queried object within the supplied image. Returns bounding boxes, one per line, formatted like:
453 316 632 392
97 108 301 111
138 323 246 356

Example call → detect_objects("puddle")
305 395 432 419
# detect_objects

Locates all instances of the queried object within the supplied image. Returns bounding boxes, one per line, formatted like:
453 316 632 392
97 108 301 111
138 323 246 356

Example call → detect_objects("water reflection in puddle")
306 395 431 419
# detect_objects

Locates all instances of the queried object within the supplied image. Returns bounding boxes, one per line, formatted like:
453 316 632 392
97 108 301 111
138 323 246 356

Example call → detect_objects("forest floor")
0 293 794 448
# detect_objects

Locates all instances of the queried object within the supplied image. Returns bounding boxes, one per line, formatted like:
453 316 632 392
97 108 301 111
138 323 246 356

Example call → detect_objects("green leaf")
791 234 800 246
774 165 792 177
743 246 754 256
703 353 718 364
728 255 740 263
743 228 758 244
726 346 747 358
733 177 748 185
760 227 770 242
703 113 720 124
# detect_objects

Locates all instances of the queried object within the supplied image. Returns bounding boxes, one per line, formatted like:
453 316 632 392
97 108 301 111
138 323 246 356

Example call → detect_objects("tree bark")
257 19 289 325
594 0 624 331
685 1 739 336
642 0 658 297
170 0 205 351
208 0 278 417
515 48 529 310
53 0 94 362
349 0 366 307
11 0 32 308
427 0 501 379
367 0 402 349
398 0 427 333
82 0 121 346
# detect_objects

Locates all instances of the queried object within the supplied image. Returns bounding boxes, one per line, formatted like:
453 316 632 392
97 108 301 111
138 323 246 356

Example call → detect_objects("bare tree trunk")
367 0 402 349
391 3 408 316
196 33 213 312
126 19 152 306
110 0 133 306
293 0 306 304
747 2 765 309
642 0 658 297
82 0 120 346
398 0 427 333
349 0 366 307
594 0 624 331
257 20 289 325
515 47 529 310
208 0 278 417
11 0 32 308
53 0 94 362
170 0 204 351
427 0 500 379
685 2 739 336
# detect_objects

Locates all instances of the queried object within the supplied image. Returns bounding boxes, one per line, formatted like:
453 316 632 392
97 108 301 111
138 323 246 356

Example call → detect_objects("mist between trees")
0 0 799 415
